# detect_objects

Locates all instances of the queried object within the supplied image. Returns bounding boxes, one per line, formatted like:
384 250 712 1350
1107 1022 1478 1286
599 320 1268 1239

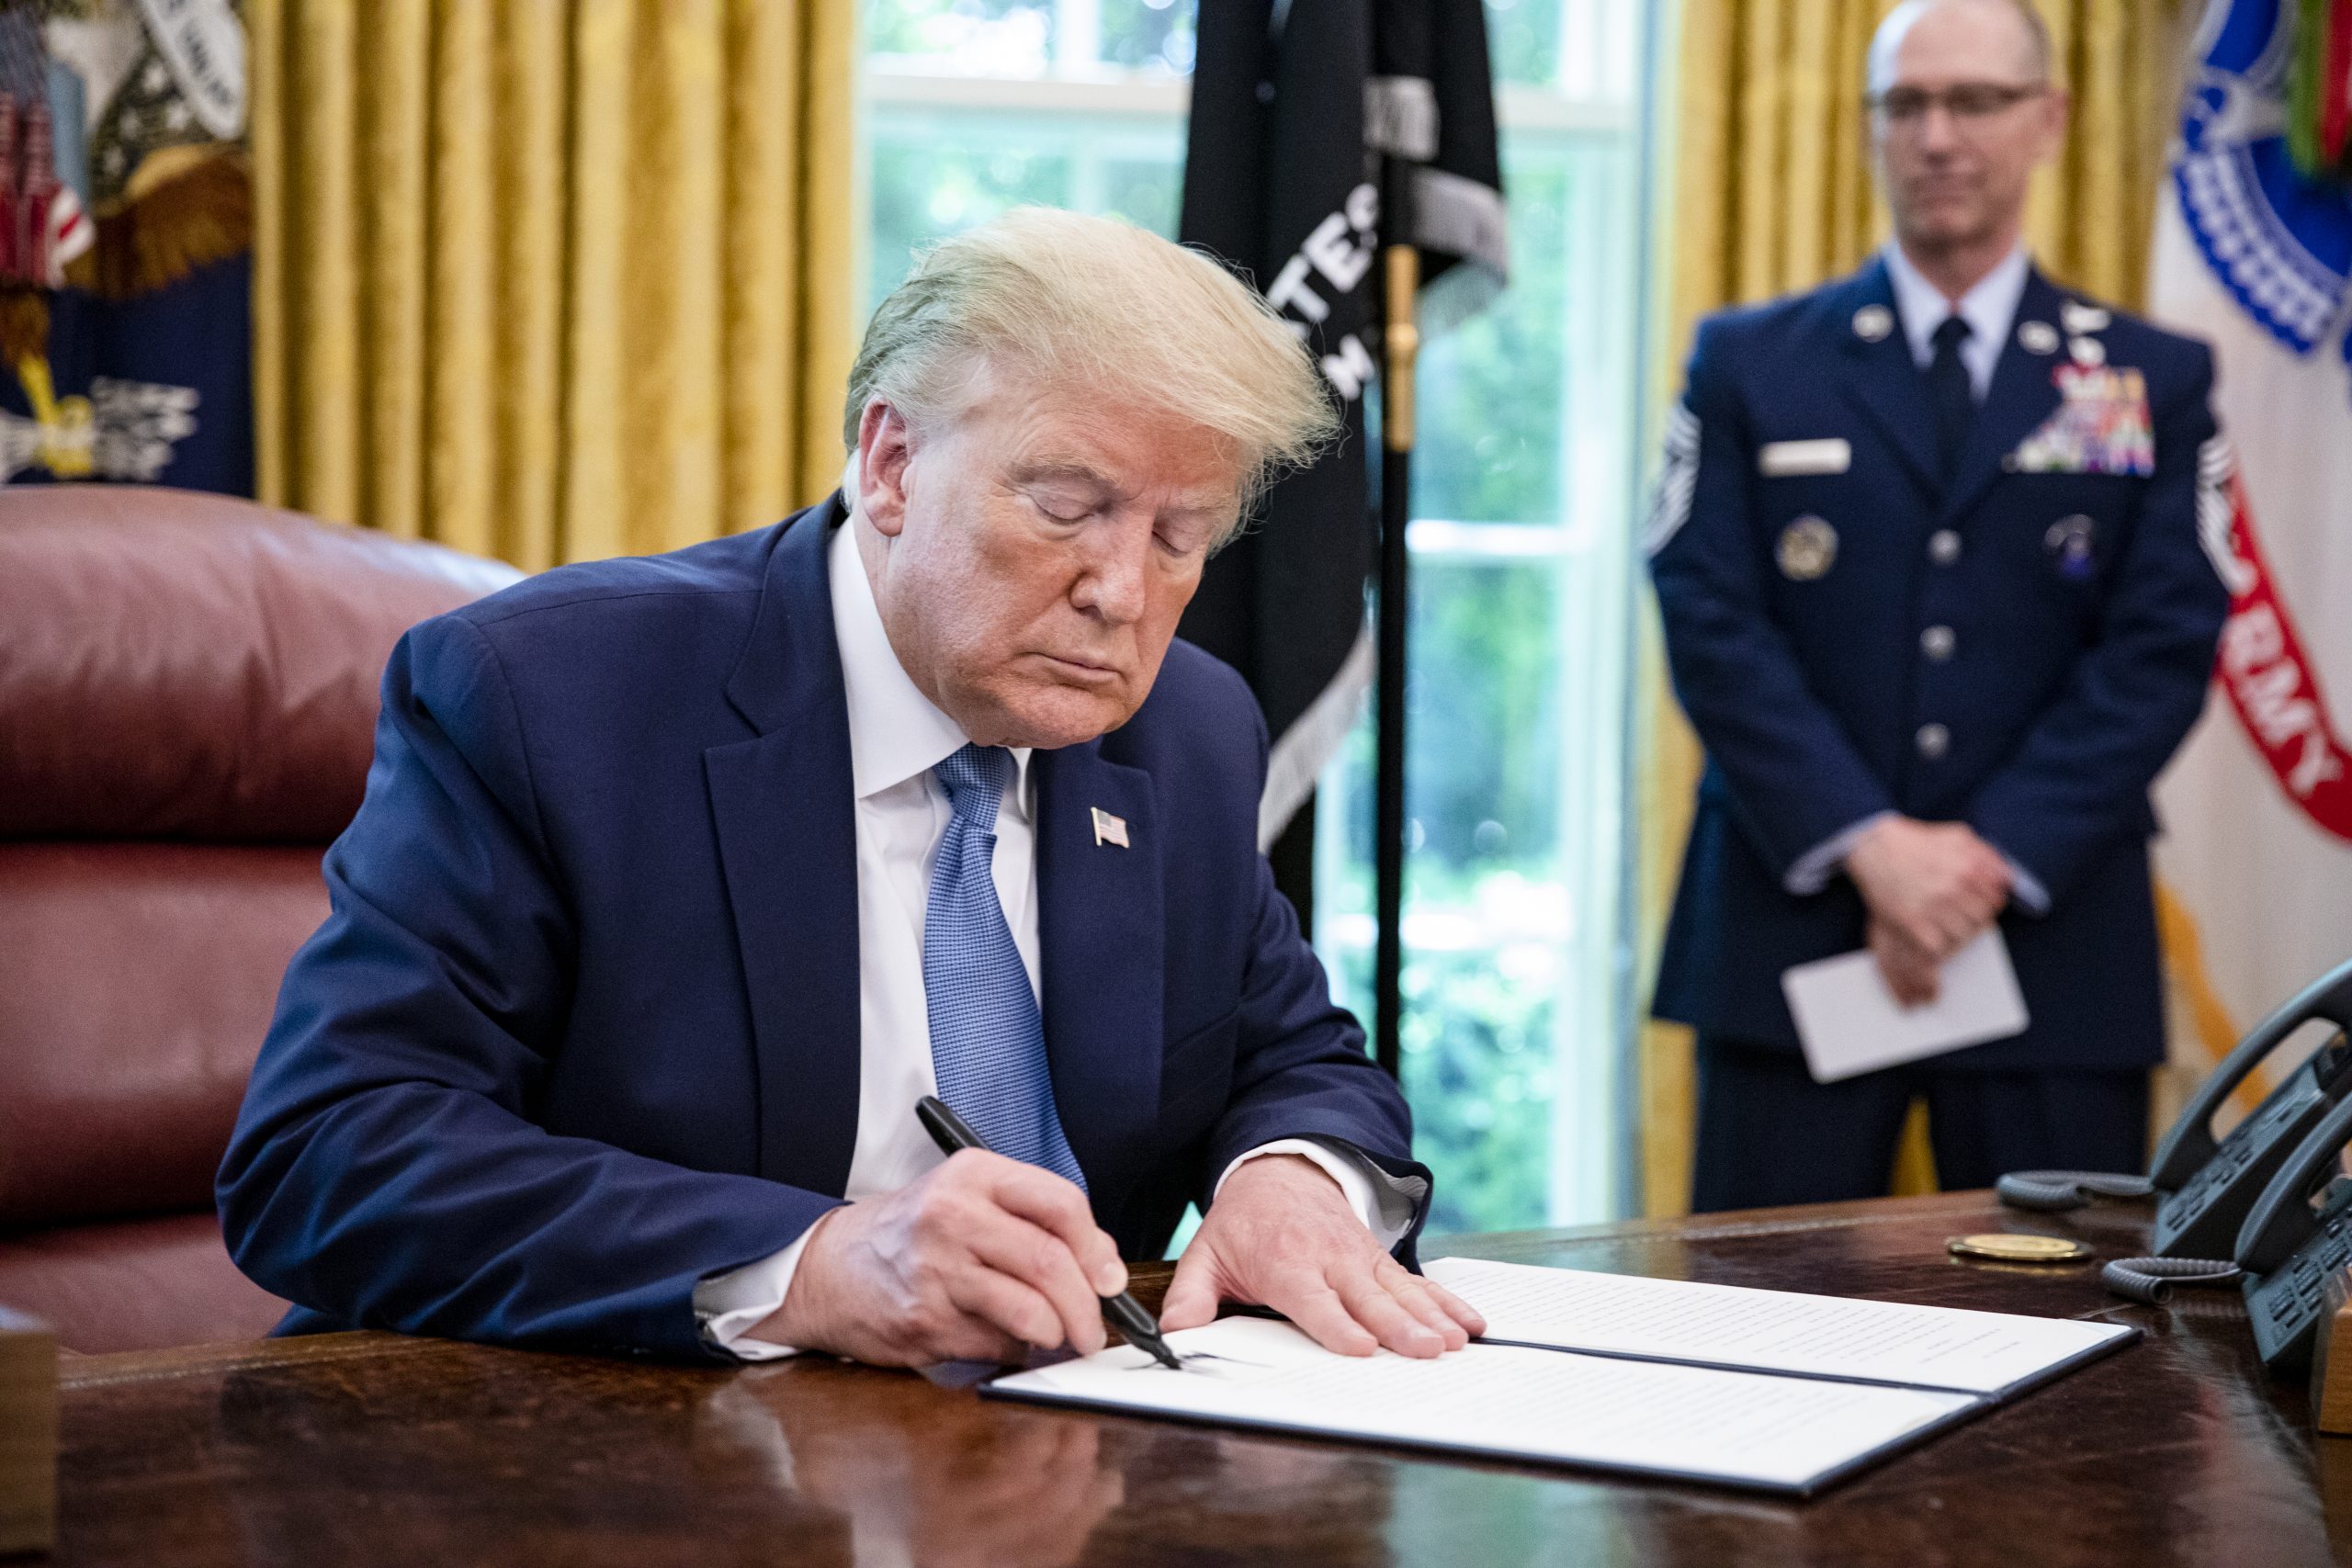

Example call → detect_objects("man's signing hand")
756 1149 1125 1366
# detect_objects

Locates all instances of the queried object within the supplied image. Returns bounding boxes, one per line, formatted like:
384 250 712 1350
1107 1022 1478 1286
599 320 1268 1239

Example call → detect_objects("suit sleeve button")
1916 723 1951 760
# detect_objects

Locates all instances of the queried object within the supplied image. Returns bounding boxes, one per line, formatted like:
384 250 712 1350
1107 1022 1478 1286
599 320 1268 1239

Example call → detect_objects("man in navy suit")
1648 0 2230 1209
219 209 1484 1365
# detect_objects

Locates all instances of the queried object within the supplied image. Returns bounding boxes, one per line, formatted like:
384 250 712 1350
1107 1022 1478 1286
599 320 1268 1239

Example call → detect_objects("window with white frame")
860 0 1651 1235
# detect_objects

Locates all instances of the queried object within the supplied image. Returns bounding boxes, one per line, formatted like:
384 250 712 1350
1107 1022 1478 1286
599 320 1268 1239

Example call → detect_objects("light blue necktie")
924 743 1086 1189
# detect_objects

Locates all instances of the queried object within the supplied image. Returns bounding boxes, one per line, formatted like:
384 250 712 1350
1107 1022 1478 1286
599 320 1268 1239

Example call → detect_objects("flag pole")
1374 157 1419 1080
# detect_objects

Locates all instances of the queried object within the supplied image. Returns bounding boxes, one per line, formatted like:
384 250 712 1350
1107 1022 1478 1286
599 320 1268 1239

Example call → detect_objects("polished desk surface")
51 1192 2352 1567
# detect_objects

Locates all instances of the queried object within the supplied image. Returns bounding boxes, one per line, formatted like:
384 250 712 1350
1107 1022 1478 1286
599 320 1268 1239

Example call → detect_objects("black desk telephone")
1996 956 2352 1371
2237 1090 2352 1371
2143 959 2352 1260
2007 958 2352 1256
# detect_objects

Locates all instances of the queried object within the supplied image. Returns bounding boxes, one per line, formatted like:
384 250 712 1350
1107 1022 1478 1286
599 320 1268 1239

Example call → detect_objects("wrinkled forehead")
940 357 1252 515
1867 0 2044 93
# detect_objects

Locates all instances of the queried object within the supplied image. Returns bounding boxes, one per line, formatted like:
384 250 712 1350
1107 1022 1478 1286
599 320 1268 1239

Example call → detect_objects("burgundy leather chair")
0 487 519 1353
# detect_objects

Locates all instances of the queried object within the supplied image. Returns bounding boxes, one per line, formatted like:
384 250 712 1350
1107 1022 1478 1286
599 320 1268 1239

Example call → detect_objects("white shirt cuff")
693 1212 841 1361
1784 810 1896 896
1994 851 2051 915
1215 1137 1418 1251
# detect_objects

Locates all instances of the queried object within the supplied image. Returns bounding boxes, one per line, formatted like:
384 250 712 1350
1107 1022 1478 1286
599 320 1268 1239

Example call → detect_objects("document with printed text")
987 1258 2133 1495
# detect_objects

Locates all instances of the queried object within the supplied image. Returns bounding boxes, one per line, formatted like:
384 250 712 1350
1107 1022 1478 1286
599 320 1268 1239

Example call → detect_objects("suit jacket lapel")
706 498 862 1195
1031 741 1163 1202
1940 267 2067 525
1834 258 1941 501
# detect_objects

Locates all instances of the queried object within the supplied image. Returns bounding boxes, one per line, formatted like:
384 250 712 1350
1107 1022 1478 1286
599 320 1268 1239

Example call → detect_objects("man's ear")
856 399 915 538
2032 87 2071 167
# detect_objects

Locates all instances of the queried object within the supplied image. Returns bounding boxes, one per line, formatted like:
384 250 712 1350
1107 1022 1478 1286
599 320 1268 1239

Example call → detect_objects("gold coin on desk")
1948 1234 2094 1264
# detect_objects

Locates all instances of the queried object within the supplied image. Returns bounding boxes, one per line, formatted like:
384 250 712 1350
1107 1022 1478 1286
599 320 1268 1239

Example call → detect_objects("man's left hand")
1868 913 1949 1008
1158 1154 1484 1358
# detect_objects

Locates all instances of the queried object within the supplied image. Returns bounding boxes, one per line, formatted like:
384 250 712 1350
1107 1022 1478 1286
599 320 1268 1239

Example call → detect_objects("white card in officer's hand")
1781 929 2030 1084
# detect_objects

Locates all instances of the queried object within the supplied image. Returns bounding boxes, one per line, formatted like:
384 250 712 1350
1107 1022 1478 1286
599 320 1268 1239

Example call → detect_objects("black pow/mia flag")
1178 0 1504 911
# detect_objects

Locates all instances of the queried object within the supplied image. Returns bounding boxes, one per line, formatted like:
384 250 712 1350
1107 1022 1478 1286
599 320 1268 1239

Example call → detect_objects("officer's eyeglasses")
1867 82 2047 129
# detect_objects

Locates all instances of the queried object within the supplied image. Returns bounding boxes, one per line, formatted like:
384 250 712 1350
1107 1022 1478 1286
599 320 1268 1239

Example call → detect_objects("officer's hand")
1160 1154 1483 1359
1847 817 2011 962
755 1149 1127 1366
1869 915 1945 1007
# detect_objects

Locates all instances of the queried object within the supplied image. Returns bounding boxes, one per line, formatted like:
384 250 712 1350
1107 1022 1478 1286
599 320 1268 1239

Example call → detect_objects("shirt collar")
1883 241 2030 365
828 474 1033 807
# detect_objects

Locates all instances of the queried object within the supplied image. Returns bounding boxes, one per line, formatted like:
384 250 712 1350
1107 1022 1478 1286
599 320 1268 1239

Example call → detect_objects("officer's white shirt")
1781 241 2052 914
694 512 1406 1359
1882 240 2030 401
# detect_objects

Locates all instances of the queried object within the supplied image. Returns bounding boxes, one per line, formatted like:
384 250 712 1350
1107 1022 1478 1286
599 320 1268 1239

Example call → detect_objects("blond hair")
844 208 1339 521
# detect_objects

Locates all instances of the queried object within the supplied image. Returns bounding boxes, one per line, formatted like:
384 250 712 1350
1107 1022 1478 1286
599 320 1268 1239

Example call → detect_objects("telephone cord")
1995 1169 2156 1212
2098 1255 2243 1305
1991 1172 2242 1303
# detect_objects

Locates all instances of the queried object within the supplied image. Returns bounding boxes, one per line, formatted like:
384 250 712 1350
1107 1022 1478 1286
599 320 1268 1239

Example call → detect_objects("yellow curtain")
247 0 855 570
1640 0 2190 1216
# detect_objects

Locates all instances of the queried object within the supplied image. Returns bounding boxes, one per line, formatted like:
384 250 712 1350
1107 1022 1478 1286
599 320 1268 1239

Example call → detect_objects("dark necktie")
1928 314 1974 479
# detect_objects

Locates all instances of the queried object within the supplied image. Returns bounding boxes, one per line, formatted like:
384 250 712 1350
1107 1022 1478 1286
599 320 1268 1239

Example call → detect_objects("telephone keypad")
2246 1198 2352 1371
2154 1071 2328 1259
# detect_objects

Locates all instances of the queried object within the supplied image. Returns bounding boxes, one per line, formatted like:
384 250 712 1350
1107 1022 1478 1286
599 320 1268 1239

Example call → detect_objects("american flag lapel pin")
1090 807 1130 848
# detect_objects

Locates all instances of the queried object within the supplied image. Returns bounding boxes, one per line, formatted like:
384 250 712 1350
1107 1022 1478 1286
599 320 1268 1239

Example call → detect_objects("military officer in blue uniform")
1647 0 2231 1210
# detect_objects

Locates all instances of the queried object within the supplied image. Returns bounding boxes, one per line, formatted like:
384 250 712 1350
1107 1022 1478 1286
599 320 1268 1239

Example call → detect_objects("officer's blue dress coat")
1648 257 2229 1072
216 498 1422 1360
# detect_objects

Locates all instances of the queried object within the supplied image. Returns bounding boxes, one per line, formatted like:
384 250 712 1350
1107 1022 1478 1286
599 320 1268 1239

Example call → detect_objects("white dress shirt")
1882 240 2029 400
694 514 1403 1358
1780 243 2051 916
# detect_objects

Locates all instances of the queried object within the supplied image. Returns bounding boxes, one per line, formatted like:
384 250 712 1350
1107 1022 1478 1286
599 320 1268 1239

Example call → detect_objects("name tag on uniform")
1757 438 1851 477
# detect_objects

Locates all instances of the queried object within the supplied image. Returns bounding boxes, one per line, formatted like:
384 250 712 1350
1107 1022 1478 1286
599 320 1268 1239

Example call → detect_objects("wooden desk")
50 1192 2352 1566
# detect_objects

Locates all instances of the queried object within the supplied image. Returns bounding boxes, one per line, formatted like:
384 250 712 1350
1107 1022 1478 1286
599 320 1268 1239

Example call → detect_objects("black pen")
914 1094 1185 1370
